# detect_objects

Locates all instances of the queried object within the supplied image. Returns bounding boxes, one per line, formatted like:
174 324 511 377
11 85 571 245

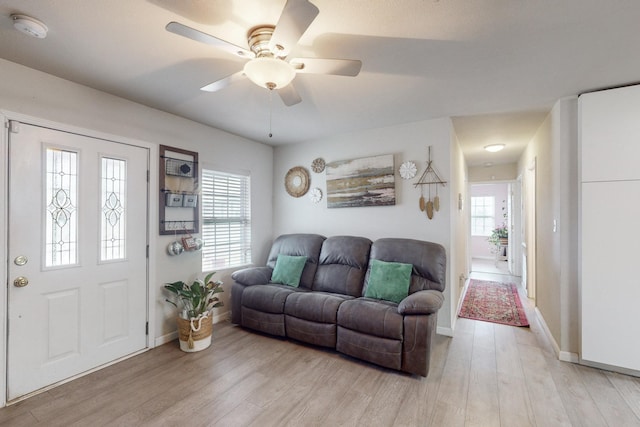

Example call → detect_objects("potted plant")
165 272 224 352
488 224 509 246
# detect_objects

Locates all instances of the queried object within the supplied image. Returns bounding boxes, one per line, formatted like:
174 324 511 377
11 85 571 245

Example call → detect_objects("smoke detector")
11 14 48 39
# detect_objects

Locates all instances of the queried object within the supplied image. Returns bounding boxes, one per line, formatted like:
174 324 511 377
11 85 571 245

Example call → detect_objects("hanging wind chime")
414 146 447 220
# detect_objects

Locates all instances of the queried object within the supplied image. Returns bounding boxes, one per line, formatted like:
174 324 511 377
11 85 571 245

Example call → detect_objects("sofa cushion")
312 236 371 296
271 255 307 287
337 298 403 340
364 259 412 303
242 284 304 314
266 234 325 289
367 238 447 293
285 292 353 323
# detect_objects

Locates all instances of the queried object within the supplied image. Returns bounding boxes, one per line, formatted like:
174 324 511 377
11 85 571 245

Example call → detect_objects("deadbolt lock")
14 255 28 266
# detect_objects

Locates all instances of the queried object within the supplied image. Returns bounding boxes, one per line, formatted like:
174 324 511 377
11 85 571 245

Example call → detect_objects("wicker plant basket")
177 314 212 352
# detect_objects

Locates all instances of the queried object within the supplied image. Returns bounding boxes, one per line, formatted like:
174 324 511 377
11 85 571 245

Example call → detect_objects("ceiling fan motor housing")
247 26 283 59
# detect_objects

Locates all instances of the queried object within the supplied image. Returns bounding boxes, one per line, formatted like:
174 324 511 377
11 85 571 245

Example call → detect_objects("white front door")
7 122 149 401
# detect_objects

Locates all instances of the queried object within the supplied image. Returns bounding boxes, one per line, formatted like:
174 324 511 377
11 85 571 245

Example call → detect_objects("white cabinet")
581 181 640 370
580 86 640 372
581 84 640 183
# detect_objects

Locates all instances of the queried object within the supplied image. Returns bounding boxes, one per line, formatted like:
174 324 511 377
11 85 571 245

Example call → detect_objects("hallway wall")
518 97 579 358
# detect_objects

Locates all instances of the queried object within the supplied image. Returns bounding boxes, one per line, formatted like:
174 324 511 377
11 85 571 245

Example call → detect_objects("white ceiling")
1 1 639 166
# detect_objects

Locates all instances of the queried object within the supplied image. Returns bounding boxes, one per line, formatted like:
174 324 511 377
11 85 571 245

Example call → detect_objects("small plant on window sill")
164 272 224 320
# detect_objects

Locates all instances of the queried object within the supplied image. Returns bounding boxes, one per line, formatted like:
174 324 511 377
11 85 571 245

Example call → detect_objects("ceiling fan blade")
269 0 319 57
201 71 246 92
289 58 362 76
166 21 254 59
278 83 302 106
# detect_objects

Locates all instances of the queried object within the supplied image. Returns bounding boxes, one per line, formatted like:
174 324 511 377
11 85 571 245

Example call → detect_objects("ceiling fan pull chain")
268 88 273 138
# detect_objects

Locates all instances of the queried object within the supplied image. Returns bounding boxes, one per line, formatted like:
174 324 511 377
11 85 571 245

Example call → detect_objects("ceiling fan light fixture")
484 144 505 153
243 56 296 90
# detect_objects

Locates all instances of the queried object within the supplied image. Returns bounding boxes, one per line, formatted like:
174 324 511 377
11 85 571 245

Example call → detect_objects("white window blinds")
201 169 251 270
470 196 495 236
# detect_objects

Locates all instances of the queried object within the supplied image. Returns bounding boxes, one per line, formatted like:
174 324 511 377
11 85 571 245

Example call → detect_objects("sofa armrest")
398 290 444 315
231 266 273 286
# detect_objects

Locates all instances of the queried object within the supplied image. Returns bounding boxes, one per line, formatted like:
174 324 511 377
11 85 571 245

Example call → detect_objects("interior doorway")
469 181 522 278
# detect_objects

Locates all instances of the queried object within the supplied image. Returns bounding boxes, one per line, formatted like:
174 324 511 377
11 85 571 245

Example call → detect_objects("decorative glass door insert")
45 147 78 267
101 157 127 261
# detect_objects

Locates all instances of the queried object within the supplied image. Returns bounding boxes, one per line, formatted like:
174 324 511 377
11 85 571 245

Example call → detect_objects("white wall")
272 118 458 333
468 163 518 182
518 96 579 358
449 133 469 327
0 59 274 347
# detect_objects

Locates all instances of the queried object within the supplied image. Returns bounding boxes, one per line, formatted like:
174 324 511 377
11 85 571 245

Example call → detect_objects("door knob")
13 276 29 287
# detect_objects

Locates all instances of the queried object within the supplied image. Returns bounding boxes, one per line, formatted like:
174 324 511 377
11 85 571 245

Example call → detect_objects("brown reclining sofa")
230 234 446 377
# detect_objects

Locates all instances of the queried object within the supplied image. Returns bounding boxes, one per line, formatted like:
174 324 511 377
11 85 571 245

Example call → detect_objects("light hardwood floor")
2 276 640 426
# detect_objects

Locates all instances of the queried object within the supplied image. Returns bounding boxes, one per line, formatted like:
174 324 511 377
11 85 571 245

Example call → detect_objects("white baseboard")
435 278 470 339
155 331 178 347
535 307 560 357
153 311 231 347
534 307 579 363
437 326 454 337
580 358 640 377
560 351 580 363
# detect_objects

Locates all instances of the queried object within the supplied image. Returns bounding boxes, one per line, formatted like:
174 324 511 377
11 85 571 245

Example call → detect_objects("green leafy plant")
488 199 509 246
165 272 224 319
488 224 509 245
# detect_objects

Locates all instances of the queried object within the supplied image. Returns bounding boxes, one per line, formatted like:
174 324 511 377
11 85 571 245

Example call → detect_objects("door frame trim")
0 110 158 407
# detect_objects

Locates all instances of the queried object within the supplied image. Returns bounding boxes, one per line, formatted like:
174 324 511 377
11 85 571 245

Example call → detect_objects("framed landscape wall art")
326 154 396 208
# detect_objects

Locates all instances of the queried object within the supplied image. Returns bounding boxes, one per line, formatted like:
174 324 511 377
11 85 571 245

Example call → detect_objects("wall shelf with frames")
159 145 199 235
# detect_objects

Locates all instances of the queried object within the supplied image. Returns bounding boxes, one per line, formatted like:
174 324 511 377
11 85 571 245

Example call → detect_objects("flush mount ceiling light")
484 144 505 153
11 14 48 39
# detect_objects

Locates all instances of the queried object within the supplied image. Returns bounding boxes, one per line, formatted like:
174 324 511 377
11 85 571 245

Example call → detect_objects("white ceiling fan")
166 0 362 106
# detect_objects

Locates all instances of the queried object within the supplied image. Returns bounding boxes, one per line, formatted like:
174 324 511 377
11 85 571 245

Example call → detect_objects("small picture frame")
181 236 198 251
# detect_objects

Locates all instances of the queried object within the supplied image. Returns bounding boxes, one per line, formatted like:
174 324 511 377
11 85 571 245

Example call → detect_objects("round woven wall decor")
285 166 310 197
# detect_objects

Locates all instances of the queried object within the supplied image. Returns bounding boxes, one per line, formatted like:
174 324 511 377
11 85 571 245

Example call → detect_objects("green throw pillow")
271 255 307 287
364 259 413 303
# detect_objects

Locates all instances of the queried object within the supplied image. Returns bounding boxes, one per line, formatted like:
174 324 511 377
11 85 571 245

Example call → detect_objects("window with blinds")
470 196 495 236
201 169 251 270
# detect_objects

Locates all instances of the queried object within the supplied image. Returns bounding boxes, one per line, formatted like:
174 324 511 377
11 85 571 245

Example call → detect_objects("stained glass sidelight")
101 157 127 261
45 148 78 267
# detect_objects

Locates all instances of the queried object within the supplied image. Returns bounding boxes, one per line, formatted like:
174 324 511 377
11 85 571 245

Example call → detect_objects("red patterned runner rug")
458 279 529 327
